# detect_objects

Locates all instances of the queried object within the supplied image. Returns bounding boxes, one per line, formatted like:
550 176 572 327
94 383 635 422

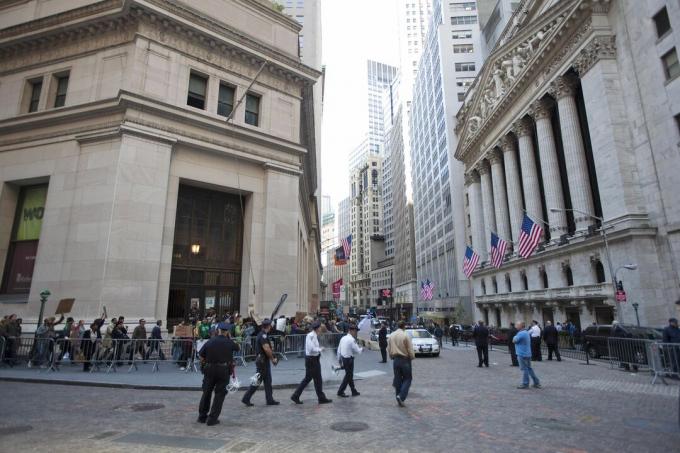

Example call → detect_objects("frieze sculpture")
573 35 617 76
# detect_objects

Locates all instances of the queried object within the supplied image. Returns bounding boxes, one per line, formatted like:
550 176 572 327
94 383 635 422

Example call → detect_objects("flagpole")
522 208 550 228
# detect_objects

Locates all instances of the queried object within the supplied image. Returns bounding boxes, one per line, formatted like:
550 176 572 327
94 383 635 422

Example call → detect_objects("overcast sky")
320 0 401 210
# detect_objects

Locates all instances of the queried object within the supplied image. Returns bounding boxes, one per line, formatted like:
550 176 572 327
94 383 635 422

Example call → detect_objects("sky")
320 0 401 211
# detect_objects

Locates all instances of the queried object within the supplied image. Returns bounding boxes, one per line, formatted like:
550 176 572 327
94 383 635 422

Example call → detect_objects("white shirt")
530 325 541 338
305 331 322 356
337 334 363 360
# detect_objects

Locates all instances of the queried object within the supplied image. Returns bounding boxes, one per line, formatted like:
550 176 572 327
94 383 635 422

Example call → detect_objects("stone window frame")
186 69 209 111
244 91 262 127
661 47 680 82
47 69 71 109
216 81 237 119
652 6 672 41
21 75 45 114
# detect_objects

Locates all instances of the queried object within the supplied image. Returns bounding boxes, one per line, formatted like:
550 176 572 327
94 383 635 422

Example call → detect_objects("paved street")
1 347 678 452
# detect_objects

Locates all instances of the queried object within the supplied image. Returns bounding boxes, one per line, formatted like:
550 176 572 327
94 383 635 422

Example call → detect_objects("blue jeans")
392 356 412 401
519 356 539 386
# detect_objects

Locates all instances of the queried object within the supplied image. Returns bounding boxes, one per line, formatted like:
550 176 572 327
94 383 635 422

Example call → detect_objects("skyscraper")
409 0 484 317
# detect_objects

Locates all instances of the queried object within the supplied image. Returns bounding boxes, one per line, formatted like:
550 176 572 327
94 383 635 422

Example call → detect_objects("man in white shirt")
336 324 363 398
529 320 542 361
290 320 333 405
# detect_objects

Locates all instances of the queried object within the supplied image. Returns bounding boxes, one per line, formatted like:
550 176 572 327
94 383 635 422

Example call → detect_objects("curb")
0 376 302 391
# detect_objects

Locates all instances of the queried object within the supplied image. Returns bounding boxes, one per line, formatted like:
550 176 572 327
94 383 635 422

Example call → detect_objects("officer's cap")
217 322 231 331
311 320 322 330
261 319 272 326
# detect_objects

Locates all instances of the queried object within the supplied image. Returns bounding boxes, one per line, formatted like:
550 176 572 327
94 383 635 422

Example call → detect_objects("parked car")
489 327 511 345
405 328 440 357
581 324 662 368
456 325 474 343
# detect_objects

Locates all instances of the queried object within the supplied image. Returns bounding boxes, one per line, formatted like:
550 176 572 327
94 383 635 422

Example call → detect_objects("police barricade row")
606 337 655 372
648 342 680 384
0 337 57 371
0 336 5 365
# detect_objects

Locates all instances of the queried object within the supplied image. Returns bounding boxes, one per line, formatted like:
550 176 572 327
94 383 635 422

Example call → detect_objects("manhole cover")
330 422 369 432
130 403 165 412
524 417 576 431
90 431 119 440
0 425 33 436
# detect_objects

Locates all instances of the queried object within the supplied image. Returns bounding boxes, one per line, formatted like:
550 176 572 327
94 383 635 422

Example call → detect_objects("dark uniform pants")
292 355 327 401
547 343 561 361
337 357 356 394
476 343 489 366
531 337 542 361
199 364 229 421
379 343 387 362
509 343 519 366
242 357 274 404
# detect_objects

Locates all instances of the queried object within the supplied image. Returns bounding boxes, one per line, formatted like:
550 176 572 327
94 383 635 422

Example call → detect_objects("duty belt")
207 362 229 366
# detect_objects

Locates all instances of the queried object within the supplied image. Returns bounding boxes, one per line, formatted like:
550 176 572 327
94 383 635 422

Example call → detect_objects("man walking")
291 320 332 405
146 320 165 360
529 320 542 361
132 319 147 362
198 322 240 426
513 321 541 389
378 322 388 363
242 319 279 406
433 324 443 349
662 318 680 374
507 322 519 366
473 320 489 368
337 324 362 398
543 321 561 361
388 320 415 407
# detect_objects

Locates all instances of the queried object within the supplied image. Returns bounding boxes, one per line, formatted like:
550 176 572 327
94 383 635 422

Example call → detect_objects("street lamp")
631 302 640 327
37 289 51 329
549 207 623 323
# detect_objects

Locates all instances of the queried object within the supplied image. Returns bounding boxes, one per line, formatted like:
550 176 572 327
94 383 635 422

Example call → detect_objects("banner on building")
334 246 347 265
332 278 343 299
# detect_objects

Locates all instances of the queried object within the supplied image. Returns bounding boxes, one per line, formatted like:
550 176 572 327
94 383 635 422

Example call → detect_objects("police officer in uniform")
198 322 240 426
241 319 279 406
291 320 332 405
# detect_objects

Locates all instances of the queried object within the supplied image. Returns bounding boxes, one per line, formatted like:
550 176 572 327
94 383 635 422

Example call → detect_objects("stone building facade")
0 0 322 327
455 0 680 328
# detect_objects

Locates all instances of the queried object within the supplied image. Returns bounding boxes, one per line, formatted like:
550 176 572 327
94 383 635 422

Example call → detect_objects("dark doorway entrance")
595 306 614 325
167 184 244 328
565 307 581 331
541 307 554 326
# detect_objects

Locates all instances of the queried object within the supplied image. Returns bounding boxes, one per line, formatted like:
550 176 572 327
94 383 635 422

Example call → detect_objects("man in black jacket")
543 321 561 361
378 322 388 363
473 320 489 367
507 322 519 366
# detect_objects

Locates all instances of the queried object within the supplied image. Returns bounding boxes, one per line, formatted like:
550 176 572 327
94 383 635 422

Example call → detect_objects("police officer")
241 319 279 406
198 322 240 426
291 320 332 405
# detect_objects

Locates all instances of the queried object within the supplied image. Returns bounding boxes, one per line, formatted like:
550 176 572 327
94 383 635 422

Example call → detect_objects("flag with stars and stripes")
517 214 543 258
420 279 434 301
341 234 352 258
463 246 480 278
490 232 508 268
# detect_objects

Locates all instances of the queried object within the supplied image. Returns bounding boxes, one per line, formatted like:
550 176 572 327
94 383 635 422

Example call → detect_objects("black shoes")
291 395 303 404
241 399 254 407
197 417 206 423
351 391 360 397
266 401 280 406
337 393 349 398
206 419 220 426
396 395 405 407
318 398 333 404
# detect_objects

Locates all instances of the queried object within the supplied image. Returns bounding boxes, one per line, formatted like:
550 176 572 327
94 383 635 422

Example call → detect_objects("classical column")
513 117 544 232
499 135 523 243
478 161 496 257
551 74 596 231
531 98 567 236
466 170 485 254
489 148 512 245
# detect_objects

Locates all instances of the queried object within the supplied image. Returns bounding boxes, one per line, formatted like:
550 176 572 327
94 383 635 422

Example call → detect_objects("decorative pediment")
454 0 602 162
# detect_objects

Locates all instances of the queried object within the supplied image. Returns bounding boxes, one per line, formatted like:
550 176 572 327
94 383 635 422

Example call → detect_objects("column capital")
512 117 533 137
573 35 617 76
529 97 554 120
549 74 578 100
498 135 516 153
488 148 503 165
466 170 481 184
476 160 491 175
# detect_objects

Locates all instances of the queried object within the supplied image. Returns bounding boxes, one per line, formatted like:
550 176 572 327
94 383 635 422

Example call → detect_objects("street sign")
615 290 627 302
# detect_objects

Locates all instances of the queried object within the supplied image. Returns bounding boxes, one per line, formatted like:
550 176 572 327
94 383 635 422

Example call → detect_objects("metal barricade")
606 337 654 372
649 342 680 384
283 334 306 357
0 336 5 365
19 337 57 371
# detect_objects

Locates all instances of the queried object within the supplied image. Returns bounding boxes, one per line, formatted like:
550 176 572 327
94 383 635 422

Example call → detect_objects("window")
53 74 69 108
457 92 465 101
653 7 671 39
1 184 48 295
450 15 477 25
662 48 680 80
565 266 574 286
217 83 235 118
28 79 42 113
541 270 549 289
455 62 476 72
245 93 260 126
452 30 473 39
450 2 476 12
675 113 680 135
594 261 606 283
453 44 474 53
187 72 207 109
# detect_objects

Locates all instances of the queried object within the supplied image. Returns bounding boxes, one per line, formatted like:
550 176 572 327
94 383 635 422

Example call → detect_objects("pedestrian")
291 320 332 405
450 323 459 346
507 322 519 366
473 320 489 368
434 324 443 349
529 320 542 361
132 319 148 362
378 322 388 363
662 317 680 375
198 322 240 426
543 321 561 361
146 320 166 360
242 319 279 406
81 321 101 372
513 321 541 389
388 320 415 407
337 324 363 398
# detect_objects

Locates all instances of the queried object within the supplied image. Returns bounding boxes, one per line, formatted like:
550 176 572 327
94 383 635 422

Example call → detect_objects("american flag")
420 279 434 301
517 213 543 258
342 234 352 258
463 246 479 278
490 232 508 268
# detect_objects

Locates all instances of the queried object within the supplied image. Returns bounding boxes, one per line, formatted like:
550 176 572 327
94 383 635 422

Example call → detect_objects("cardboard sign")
55 298 75 315
174 325 193 337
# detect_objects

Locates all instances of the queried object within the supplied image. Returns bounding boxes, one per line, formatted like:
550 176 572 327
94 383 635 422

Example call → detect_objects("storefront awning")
420 312 449 319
